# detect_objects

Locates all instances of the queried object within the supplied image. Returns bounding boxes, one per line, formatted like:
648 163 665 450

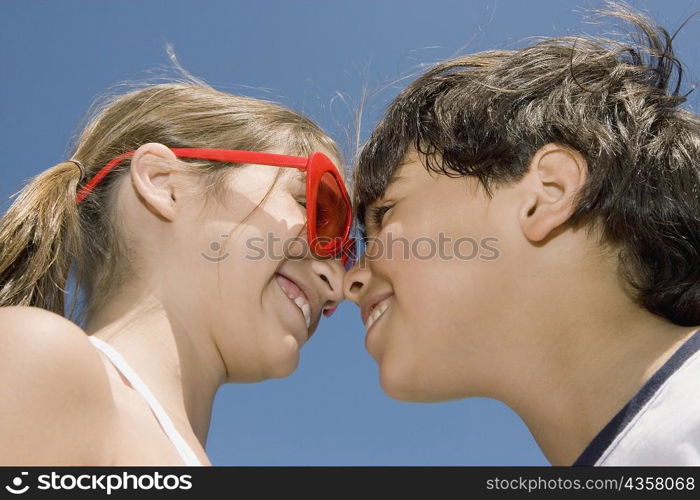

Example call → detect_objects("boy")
342 4 700 465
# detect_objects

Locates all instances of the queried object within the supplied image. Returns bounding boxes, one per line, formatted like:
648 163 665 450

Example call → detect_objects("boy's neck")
493 272 699 465
478 229 700 465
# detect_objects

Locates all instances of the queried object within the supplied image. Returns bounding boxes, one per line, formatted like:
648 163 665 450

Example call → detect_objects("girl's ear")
518 143 587 242
129 143 180 221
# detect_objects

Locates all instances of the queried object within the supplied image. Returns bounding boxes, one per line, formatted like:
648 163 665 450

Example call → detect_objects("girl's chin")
260 334 301 379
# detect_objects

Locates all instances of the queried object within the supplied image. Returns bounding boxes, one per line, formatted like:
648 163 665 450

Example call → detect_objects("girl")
0 81 354 465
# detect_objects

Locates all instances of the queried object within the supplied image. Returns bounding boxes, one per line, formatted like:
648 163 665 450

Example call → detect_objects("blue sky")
1 0 698 465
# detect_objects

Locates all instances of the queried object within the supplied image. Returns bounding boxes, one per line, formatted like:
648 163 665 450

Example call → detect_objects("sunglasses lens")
316 171 349 244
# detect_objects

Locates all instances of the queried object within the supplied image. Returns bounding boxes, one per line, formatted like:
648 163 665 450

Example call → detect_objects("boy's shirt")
573 328 700 466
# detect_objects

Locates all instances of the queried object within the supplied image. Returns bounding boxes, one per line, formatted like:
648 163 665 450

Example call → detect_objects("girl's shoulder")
0 305 117 465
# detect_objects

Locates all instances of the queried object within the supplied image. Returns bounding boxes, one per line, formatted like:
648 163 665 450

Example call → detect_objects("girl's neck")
84 292 226 448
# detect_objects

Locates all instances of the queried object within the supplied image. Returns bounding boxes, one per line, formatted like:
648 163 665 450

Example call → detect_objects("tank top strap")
87 335 203 466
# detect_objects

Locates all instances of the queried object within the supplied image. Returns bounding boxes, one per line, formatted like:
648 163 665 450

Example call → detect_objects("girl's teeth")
293 296 312 328
365 302 390 331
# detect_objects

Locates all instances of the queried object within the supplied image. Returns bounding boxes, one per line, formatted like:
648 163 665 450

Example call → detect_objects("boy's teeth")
293 296 312 328
365 302 390 331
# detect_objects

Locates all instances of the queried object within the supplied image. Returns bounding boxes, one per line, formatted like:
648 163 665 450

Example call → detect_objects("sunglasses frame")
75 148 357 267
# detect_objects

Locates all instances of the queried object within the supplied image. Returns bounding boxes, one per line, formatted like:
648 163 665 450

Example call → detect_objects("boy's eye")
369 203 394 229
296 198 307 209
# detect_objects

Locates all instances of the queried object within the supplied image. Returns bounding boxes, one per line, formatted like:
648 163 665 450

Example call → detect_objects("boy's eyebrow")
366 175 407 209
378 175 406 199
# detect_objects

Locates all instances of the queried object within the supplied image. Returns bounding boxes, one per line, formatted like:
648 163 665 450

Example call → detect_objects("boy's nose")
342 257 369 305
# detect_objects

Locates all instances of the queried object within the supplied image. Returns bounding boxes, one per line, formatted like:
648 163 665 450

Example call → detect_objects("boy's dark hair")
354 2 700 326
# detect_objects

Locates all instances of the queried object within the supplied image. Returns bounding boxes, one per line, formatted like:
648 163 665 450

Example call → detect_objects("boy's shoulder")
576 328 700 466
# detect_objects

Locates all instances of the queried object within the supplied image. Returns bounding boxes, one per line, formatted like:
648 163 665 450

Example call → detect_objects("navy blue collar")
572 328 700 466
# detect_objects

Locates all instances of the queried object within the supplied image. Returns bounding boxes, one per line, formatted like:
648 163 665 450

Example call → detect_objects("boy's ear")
129 142 180 221
518 143 587 242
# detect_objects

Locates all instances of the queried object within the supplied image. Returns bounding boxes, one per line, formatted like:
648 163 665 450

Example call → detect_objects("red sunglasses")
75 148 358 278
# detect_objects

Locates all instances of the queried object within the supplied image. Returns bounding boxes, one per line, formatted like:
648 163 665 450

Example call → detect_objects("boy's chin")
378 361 460 403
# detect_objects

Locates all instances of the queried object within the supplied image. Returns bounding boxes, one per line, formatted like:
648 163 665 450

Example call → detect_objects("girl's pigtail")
0 161 84 315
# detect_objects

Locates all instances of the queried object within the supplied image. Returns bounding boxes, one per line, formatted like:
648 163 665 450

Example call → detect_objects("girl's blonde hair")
0 81 341 324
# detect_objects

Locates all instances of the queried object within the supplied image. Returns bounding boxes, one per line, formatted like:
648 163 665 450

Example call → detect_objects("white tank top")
87 335 204 466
